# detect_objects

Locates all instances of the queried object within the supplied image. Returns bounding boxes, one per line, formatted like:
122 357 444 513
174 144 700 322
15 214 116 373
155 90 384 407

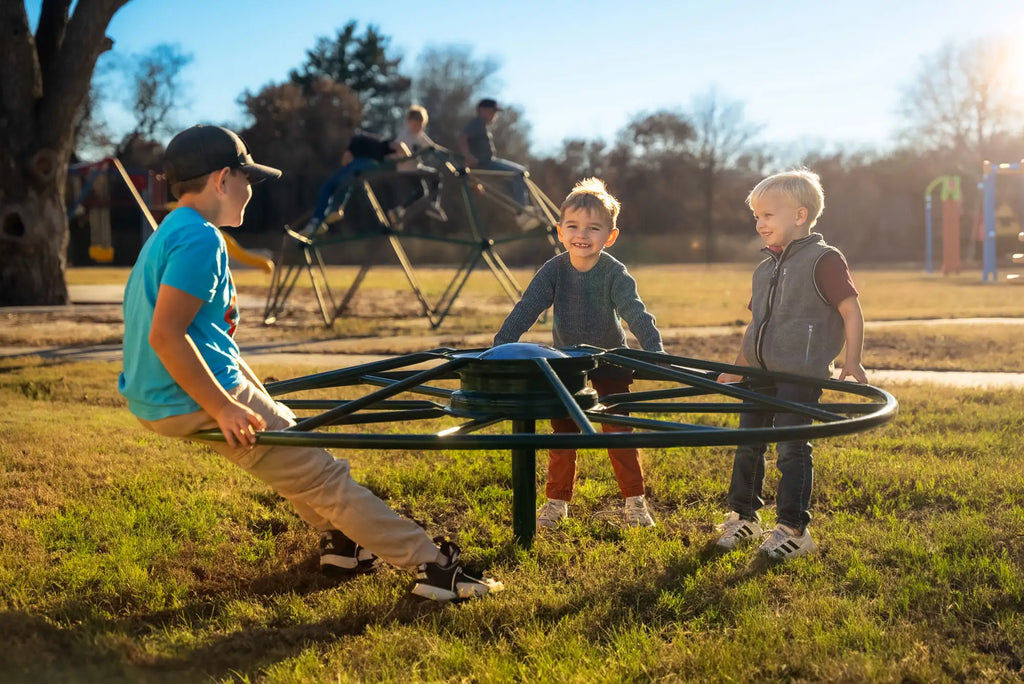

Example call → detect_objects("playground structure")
923 175 962 275
67 157 273 273
262 154 560 329
980 159 1024 282
195 343 898 549
67 157 167 264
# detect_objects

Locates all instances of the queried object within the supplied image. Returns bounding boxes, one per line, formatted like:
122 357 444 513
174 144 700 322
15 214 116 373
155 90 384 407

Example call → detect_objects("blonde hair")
747 168 825 227
560 177 621 228
407 105 428 126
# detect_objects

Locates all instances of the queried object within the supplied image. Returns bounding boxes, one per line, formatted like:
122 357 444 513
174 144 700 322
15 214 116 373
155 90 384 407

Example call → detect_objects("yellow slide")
219 231 274 275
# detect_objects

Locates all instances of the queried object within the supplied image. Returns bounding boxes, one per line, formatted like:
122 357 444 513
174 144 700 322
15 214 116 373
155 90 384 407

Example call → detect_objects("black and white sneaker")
319 530 377 577
759 524 817 562
411 541 504 602
715 512 763 549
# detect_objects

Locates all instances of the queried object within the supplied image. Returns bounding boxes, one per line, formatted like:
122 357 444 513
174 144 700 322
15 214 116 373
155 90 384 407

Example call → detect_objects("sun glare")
1000 36 1024 101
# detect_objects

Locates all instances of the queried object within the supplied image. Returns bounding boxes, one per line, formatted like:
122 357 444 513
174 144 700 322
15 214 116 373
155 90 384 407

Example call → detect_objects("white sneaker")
715 512 763 549
759 524 817 562
536 499 568 529
624 495 656 528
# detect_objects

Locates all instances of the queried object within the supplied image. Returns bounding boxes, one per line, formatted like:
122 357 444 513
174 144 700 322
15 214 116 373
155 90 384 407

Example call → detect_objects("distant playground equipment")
979 160 1024 282
67 157 273 273
262 151 560 328
923 175 962 275
68 157 166 264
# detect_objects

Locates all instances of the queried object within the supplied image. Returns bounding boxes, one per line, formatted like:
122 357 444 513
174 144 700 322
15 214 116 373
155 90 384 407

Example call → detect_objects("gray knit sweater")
494 252 663 352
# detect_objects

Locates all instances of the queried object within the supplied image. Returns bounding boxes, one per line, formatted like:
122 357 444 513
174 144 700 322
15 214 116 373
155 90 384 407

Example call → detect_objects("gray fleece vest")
740 233 846 379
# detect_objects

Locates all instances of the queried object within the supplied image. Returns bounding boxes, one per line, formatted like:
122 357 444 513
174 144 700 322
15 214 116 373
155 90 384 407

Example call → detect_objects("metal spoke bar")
609 401 884 414
587 413 721 433
360 375 454 399
265 352 443 396
603 353 846 423
600 385 723 406
317 408 448 426
614 348 891 398
280 399 443 411
289 358 472 431
533 358 597 434
198 409 896 448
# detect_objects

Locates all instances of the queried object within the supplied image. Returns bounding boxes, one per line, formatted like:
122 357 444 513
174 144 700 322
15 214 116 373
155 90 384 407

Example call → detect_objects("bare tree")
114 43 192 159
1 0 131 306
688 88 761 262
72 43 191 162
410 45 501 148
899 39 1024 163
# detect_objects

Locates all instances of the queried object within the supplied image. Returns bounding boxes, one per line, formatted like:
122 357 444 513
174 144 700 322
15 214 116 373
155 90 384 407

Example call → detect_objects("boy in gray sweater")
716 169 867 562
494 178 663 529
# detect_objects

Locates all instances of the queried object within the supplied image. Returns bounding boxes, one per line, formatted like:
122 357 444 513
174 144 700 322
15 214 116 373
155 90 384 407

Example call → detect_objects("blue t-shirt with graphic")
118 207 243 420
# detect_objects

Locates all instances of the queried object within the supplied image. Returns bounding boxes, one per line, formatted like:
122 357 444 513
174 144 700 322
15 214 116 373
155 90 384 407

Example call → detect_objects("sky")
27 0 1024 155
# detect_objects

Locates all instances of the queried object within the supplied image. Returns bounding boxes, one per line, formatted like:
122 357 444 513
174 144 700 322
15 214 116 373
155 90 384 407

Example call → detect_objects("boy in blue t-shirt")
119 125 502 602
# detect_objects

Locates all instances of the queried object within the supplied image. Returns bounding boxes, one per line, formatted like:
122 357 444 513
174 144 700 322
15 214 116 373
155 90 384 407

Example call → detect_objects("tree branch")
0 2 43 144
36 0 73 79
37 0 129 156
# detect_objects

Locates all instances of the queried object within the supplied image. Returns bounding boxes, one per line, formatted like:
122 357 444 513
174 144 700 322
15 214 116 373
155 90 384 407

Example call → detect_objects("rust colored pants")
546 375 645 501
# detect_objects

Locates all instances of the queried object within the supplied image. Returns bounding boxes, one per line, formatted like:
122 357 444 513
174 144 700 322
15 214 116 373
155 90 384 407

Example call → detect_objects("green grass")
1 359 1022 682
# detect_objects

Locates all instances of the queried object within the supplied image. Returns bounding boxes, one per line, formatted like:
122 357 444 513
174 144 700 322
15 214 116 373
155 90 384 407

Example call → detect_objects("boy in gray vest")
715 169 867 561
494 178 663 528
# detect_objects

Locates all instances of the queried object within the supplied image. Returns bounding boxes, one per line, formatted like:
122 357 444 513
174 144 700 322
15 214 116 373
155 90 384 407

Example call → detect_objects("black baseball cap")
164 125 282 185
477 98 501 110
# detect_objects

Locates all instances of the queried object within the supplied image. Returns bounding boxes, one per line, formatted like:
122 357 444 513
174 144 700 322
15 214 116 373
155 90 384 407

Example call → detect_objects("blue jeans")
727 381 822 531
479 158 529 207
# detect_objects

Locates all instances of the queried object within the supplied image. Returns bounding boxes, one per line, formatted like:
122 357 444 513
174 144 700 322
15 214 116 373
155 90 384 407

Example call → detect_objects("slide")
220 231 274 274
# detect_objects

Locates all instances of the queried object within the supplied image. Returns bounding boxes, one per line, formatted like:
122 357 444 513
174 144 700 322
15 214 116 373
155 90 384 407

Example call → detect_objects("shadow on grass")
0 551 461 681
0 540 781 682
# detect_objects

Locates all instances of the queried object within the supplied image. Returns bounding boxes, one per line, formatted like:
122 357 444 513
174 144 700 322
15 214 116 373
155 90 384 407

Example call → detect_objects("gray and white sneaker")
759 524 817 562
715 512 763 549
411 541 504 602
537 498 568 529
624 495 656 528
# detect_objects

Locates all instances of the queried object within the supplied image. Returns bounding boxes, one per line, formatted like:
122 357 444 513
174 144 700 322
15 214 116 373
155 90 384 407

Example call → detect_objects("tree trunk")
0 0 129 306
1 148 70 305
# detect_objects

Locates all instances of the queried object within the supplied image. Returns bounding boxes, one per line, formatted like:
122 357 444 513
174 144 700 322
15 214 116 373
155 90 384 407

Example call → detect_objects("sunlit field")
67 264 1024 328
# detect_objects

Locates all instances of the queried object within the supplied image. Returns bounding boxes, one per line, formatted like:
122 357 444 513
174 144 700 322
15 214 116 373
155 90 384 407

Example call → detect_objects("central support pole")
511 418 537 548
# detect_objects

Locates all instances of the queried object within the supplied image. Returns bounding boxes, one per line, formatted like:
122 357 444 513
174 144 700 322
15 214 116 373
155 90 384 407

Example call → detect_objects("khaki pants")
138 378 440 569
